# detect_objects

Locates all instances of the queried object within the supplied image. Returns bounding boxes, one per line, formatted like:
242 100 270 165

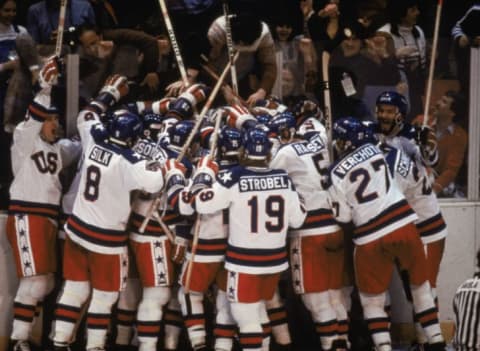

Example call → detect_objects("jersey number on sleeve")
247 195 285 233
84 165 101 201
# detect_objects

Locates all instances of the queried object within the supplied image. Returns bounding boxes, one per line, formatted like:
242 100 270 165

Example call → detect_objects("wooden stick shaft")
184 95 224 294
200 59 247 105
158 0 189 85
55 0 67 57
139 55 237 233
423 0 443 127
152 210 175 243
321 51 333 161
223 1 238 94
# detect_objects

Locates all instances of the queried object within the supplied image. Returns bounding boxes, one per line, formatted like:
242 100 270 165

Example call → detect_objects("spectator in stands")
431 90 468 197
451 2 480 97
305 0 359 51
136 15 184 99
271 11 317 99
76 24 159 100
3 32 40 132
26 0 96 53
330 21 371 102
377 0 427 122
321 23 372 122
170 12 277 107
361 31 405 119
88 0 118 30
0 0 38 210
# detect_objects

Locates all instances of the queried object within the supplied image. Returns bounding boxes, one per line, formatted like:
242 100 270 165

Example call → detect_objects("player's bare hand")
140 72 160 92
246 89 267 107
165 80 187 97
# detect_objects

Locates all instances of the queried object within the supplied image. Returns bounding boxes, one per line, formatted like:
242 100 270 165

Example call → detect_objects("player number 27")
247 195 285 233
350 159 390 204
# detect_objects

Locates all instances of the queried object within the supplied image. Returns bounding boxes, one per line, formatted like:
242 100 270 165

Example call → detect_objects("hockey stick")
158 0 189 86
222 0 239 95
422 0 443 127
184 108 224 295
55 0 67 57
200 54 247 105
321 51 334 161
139 54 238 233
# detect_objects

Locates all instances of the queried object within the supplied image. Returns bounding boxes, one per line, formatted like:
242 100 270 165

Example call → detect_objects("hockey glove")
38 56 59 88
97 74 130 108
190 156 219 195
225 104 257 130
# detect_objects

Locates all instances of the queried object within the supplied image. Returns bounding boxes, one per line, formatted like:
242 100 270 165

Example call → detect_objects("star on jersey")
219 171 232 183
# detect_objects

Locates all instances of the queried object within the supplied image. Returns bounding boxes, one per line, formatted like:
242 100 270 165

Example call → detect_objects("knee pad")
89 289 119 313
59 280 91 307
178 287 203 316
27 274 55 300
358 291 386 319
410 281 435 311
216 289 234 325
143 286 171 307
302 291 335 321
329 289 348 320
230 302 263 332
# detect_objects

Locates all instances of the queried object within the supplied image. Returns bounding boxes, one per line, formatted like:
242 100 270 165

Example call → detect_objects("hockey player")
6 58 81 351
268 112 348 351
374 92 448 347
51 74 166 351
176 125 242 351
167 127 306 351
327 117 447 351
127 114 191 351
375 91 437 167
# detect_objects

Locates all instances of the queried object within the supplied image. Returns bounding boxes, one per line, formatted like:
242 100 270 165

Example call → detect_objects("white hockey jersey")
187 161 238 263
269 133 339 237
328 143 417 245
190 165 306 274
383 145 447 244
65 106 165 254
9 90 81 220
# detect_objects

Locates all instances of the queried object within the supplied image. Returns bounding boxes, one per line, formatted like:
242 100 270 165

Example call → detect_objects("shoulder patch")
217 165 242 188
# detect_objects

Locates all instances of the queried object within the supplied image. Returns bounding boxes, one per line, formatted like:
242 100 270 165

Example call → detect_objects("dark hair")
445 90 467 123
0 0 15 8
76 23 102 38
231 13 262 46
387 0 420 38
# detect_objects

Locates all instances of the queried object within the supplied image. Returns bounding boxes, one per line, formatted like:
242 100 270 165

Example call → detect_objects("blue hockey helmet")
332 116 367 155
267 111 296 140
142 113 163 141
218 126 243 157
376 91 408 117
243 127 272 160
168 120 197 152
108 109 143 147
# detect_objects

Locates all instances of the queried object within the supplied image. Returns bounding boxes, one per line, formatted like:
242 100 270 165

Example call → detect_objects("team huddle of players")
6 56 449 351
